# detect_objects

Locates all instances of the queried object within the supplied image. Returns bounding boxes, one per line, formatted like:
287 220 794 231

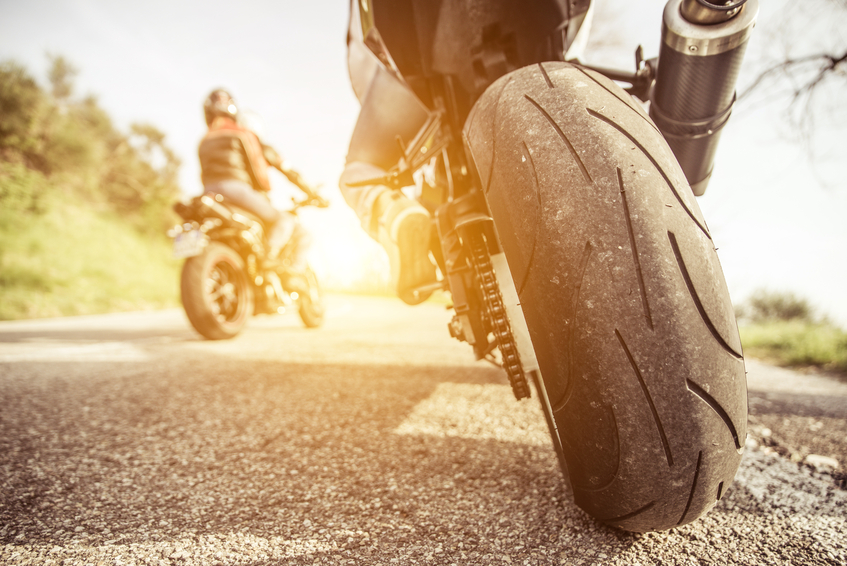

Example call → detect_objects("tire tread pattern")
525 95 593 184
618 168 653 329
668 231 743 359
678 451 703 526
686 379 742 450
616 329 673 467
464 62 747 532
586 108 711 239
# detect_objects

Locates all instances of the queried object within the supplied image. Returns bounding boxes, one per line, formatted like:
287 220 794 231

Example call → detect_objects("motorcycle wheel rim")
204 258 245 324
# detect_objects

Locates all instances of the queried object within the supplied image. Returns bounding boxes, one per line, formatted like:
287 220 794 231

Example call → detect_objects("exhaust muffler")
650 0 758 195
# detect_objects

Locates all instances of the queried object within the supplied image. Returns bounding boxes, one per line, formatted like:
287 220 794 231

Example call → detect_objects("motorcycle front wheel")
297 266 325 329
181 242 253 340
464 62 747 532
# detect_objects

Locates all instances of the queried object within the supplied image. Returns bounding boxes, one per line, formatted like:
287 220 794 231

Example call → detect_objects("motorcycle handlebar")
291 195 330 210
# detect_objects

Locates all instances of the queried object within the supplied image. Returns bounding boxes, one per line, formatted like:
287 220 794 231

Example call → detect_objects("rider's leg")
338 162 391 236
203 180 281 225
204 180 293 259
340 161 436 305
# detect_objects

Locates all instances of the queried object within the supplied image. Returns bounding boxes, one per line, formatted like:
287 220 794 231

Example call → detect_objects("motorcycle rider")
199 89 317 285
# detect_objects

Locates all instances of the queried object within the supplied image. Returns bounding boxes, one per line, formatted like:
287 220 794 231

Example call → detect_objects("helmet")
203 89 238 126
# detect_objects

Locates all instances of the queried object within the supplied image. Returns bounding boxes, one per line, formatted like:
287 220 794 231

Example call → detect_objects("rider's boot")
373 190 437 305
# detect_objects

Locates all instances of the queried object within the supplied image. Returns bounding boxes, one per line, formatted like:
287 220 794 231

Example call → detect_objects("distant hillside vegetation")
0 56 182 319
737 290 847 376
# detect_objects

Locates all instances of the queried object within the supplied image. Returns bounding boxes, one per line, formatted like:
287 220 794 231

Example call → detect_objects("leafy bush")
0 61 47 163
0 198 180 319
0 161 50 213
740 289 816 323
736 289 847 375
740 320 847 374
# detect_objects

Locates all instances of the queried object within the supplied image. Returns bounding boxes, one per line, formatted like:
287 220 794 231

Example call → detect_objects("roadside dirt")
745 358 847 488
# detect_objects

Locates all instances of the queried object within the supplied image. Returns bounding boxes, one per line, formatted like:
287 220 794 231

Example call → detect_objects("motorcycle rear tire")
464 62 747 532
181 242 253 340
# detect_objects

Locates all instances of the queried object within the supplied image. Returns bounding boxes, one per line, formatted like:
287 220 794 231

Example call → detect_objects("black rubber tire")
297 267 325 329
464 62 747 532
181 242 253 340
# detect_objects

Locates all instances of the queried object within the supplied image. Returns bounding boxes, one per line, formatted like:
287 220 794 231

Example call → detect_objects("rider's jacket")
199 118 273 192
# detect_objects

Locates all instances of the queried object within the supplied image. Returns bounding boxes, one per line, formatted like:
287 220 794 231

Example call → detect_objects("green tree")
0 62 51 212
47 54 77 102
0 61 47 167
0 55 181 231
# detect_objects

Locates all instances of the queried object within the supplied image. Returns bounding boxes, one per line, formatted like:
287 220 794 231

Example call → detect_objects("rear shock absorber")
650 0 758 196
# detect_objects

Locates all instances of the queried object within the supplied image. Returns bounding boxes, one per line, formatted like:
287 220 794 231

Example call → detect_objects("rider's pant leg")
267 213 296 256
204 180 280 225
339 160 436 305
338 161 392 240
204 180 293 255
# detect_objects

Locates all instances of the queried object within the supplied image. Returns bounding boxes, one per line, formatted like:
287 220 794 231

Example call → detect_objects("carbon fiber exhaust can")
650 0 758 195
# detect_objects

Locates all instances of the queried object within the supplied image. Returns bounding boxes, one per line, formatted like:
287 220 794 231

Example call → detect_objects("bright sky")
1 0 845 324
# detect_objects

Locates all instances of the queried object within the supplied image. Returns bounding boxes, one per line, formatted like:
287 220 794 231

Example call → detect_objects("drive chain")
468 232 531 400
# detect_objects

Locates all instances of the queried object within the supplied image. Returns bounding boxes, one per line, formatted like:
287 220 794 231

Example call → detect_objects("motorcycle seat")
200 194 266 228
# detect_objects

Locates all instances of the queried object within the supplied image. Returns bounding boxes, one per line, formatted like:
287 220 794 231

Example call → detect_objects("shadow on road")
748 389 847 419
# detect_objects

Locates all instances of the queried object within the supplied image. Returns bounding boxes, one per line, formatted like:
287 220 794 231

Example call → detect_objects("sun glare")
298 202 390 295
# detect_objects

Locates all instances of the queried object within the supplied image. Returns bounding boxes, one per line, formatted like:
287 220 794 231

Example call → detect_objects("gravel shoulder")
746 358 847 486
0 295 845 565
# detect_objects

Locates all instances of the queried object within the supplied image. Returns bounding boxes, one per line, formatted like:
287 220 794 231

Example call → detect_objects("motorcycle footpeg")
410 280 447 299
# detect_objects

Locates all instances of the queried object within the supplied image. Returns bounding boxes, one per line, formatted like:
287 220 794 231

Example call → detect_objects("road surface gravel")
0 294 844 565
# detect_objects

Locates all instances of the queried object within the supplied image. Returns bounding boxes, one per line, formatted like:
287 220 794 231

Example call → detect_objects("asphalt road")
1 294 845 565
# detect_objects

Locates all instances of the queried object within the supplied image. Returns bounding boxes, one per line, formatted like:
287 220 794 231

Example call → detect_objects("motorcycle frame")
173 196 300 312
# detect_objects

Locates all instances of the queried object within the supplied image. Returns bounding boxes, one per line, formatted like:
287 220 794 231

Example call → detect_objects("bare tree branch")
739 51 847 102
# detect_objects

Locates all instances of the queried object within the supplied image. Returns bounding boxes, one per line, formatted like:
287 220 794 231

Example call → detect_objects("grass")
740 320 847 375
0 198 180 320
